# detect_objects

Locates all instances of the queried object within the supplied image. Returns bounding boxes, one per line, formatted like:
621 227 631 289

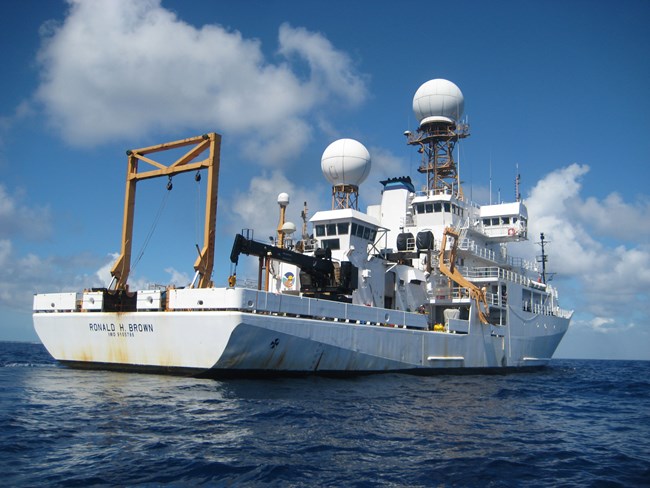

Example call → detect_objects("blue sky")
1 0 648 359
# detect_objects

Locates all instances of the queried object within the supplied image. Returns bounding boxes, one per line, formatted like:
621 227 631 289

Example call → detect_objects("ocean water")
1 341 649 487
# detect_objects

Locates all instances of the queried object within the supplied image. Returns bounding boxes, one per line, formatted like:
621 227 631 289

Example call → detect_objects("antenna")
536 233 555 284
515 164 521 202
300 201 309 240
489 154 492 205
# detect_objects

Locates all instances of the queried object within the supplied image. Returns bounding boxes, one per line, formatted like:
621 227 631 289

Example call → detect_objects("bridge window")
492 218 499 226
322 239 340 250
369 229 377 241
356 225 365 238
337 223 349 235
315 224 325 236
502 217 510 224
425 203 433 213
483 218 491 226
416 203 424 214
444 203 451 213
434 202 442 212
363 227 371 239
326 224 337 236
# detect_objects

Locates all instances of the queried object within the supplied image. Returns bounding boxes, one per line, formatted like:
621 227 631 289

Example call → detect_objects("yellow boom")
439 227 490 324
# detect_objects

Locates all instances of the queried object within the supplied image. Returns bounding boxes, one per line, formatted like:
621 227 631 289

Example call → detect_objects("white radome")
277 192 290 206
321 138 371 187
413 79 464 126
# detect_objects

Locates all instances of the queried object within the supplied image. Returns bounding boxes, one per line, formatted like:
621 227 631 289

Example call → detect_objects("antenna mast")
405 79 468 199
536 233 549 284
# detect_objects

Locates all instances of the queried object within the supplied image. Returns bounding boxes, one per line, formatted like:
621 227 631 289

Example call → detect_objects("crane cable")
131 178 173 274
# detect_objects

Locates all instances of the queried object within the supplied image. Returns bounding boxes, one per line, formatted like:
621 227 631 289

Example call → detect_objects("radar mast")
405 79 469 199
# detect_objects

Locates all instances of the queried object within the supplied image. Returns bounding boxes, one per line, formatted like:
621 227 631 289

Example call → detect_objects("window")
492 218 499 226
326 224 337 236
434 202 442 212
315 224 325 237
444 203 451 213
369 229 377 241
363 227 371 239
416 203 424 214
322 239 340 250
502 217 510 225
425 204 433 213
483 218 491 226
351 222 357 236
356 225 365 238
337 222 349 235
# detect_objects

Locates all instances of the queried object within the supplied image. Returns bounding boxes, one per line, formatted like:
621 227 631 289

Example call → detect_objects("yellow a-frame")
110 133 221 291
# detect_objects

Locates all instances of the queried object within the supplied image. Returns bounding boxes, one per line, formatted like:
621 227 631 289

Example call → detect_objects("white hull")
34 287 569 377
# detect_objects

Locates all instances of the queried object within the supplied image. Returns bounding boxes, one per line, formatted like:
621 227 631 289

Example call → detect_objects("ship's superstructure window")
413 200 463 216
322 238 340 250
326 223 337 236
315 224 326 236
337 223 349 235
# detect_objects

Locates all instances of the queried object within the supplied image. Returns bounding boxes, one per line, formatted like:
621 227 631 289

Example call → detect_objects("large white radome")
321 138 371 186
413 79 464 126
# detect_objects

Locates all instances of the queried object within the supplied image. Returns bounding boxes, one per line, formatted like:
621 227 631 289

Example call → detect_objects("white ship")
33 79 572 377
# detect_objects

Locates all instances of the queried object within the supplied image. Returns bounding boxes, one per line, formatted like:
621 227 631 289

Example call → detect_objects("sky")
0 0 648 359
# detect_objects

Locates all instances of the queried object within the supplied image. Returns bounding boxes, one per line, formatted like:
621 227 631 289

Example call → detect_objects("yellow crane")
110 133 221 291
438 227 490 325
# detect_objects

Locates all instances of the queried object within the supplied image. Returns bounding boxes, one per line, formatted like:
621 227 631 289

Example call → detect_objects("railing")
458 237 539 272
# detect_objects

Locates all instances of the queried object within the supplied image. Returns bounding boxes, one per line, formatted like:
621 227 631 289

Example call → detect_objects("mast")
537 232 548 284
405 79 469 199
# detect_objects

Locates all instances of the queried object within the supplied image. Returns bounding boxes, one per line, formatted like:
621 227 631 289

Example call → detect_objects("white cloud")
524 163 650 331
35 0 368 165
228 170 327 239
164 267 192 287
95 252 119 287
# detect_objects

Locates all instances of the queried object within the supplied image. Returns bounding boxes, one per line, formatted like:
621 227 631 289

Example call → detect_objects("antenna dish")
321 139 371 186
413 79 464 127
280 222 296 234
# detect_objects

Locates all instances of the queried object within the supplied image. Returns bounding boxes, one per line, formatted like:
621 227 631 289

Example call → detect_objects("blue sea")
1 341 649 487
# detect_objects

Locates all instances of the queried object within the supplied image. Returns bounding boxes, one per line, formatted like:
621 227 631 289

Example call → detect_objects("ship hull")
34 297 569 377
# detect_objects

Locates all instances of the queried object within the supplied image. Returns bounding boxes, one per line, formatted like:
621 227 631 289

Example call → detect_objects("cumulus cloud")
366 146 408 183
35 0 368 164
227 170 328 242
524 163 650 328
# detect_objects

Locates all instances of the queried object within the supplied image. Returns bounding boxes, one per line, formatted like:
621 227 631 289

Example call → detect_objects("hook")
167 176 173 191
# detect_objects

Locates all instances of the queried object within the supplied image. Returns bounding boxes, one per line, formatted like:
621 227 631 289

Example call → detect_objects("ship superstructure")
33 79 572 376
